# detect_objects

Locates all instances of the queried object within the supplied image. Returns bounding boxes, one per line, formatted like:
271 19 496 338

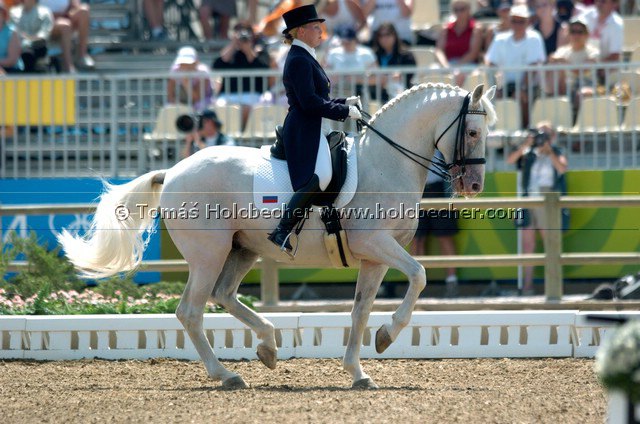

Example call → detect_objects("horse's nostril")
471 182 481 192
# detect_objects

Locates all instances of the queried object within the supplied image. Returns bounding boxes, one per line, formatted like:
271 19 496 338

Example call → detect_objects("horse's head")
441 84 496 198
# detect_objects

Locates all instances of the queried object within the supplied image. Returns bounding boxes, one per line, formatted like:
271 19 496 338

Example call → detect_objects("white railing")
4 193 640 304
1 62 639 178
0 311 637 361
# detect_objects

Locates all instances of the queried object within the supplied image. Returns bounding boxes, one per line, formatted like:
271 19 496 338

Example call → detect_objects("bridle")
357 93 487 182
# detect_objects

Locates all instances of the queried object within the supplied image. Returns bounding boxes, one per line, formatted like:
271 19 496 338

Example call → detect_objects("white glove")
346 96 362 110
348 105 362 120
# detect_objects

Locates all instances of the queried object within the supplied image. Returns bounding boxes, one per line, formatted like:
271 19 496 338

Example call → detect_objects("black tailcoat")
282 44 350 191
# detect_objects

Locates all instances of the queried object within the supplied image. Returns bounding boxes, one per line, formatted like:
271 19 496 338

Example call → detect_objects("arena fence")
1 62 639 178
0 311 637 361
4 193 640 304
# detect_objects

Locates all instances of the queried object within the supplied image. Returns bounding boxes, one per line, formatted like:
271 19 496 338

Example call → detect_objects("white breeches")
314 133 332 192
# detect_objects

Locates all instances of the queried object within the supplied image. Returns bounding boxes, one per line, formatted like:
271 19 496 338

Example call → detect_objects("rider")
267 4 362 254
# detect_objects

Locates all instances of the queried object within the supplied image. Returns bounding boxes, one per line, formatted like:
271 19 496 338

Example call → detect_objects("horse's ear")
471 84 484 106
484 85 496 102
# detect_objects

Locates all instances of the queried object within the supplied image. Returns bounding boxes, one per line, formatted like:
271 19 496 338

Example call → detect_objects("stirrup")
280 232 299 259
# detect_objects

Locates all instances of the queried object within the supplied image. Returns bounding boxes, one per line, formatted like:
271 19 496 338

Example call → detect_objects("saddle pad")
253 136 358 210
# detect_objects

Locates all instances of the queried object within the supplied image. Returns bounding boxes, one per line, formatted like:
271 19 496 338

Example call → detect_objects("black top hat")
200 109 222 127
282 4 325 35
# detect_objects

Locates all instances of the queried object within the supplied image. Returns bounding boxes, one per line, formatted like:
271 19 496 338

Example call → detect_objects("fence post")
544 191 563 301
260 258 279 306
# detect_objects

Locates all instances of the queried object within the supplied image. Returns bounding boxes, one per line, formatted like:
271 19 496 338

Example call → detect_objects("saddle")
271 125 348 205
270 126 354 267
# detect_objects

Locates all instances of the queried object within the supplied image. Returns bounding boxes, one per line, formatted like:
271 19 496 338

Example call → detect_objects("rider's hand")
346 96 362 110
348 105 362 120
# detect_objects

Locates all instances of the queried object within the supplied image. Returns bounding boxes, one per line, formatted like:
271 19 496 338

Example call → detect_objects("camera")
529 129 550 147
176 114 201 133
237 30 252 42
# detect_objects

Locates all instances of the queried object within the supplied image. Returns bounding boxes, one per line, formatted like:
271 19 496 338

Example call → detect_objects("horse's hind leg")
343 260 388 389
212 247 278 370
176 246 247 389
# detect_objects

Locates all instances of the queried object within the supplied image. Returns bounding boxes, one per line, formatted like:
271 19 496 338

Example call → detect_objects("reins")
356 93 487 182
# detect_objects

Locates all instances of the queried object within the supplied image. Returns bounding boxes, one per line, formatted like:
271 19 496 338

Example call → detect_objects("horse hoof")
256 344 277 370
375 325 392 354
221 376 248 390
352 378 379 390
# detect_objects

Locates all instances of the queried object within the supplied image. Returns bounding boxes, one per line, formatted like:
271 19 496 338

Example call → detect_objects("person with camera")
179 109 236 159
507 121 568 295
267 4 362 255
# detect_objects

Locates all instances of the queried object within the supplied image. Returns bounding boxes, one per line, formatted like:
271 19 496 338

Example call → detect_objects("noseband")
357 92 487 182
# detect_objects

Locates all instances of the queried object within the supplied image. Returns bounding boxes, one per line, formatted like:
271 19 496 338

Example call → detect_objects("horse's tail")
58 170 167 279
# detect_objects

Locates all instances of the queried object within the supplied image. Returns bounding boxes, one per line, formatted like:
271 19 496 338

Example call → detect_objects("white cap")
175 46 198 65
510 4 531 18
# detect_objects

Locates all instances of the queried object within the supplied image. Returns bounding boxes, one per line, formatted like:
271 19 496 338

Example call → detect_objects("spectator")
255 0 305 38
485 4 546 128
506 121 567 295
581 0 623 81
319 0 366 36
483 1 512 52
548 16 598 110
533 0 568 57
9 0 52 73
435 0 483 87
369 22 416 102
556 0 576 23
199 0 236 40
143 0 166 40
410 151 460 298
168 46 214 113
213 22 274 129
40 0 94 72
324 26 377 98
363 0 414 46
181 109 236 158
0 0 21 74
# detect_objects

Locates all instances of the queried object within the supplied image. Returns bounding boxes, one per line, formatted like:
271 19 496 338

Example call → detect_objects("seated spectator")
199 0 236 40
483 1 512 52
182 109 236 158
324 26 377 98
533 0 568 58
435 0 483 87
363 0 414 46
556 0 576 23
485 4 546 128
143 0 166 40
0 0 22 73
319 0 366 36
581 0 623 84
9 0 52 73
506 121 567 295
548 16 598 111
213 23 274 128
369 22 416 102
39 0 94 72
255 0 304 38
168 46 214 113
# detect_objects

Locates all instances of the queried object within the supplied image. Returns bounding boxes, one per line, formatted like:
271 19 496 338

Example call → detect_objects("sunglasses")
536 3 550 7
569 28 587 34
453 6 469 12
378 32 394 37
510 19 528 24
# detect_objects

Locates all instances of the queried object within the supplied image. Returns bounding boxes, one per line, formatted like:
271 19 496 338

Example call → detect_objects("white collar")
292 39 317 60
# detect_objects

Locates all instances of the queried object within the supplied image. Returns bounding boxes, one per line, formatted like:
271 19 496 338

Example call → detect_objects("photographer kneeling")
507 121 568 295
178 108 236 159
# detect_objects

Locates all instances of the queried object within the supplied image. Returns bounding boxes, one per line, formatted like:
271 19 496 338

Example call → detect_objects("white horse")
59 83 496 389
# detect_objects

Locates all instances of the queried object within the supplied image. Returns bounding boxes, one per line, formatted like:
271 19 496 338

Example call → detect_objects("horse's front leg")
353 234 426 354
343 260 388 389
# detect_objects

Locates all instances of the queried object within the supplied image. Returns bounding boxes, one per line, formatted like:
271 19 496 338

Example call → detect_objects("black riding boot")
268 174 321 253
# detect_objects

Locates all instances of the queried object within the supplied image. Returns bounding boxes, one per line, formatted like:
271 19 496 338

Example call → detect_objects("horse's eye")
468 130 478 138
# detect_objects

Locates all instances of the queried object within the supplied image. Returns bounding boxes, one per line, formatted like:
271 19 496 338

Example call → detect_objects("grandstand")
1 0 639 177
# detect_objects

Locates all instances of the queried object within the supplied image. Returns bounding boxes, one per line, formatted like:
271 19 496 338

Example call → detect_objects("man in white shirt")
485 4 546 127
324 26 376 98
581 0 623 63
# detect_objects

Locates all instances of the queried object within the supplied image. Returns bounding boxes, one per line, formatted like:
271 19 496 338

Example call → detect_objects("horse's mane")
368 82 497 126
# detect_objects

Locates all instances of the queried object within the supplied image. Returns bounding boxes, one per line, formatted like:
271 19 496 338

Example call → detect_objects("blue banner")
1 178 161 283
